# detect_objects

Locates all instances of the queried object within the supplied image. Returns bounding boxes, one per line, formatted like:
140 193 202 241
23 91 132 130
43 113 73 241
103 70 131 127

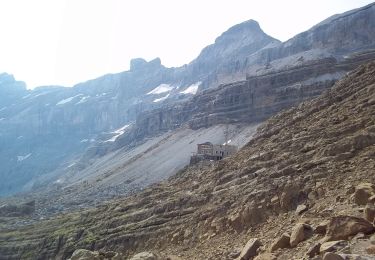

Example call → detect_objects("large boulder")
366 245 375 254
365 204 375 222
306 243 321 258
229 206 266 232
290 223 313 247
323 252 344 260
280 184 301 211
70 249 101 260
315 220 329 235
295 204 308 215
239 238 262 260
320 240 348 254
324 216 375 241
353 183 375 205
130 252 158 260
270 233 290 252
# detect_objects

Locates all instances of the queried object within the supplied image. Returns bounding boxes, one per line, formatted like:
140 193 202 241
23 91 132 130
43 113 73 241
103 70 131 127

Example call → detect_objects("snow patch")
80 139 89 143
105 124 130 142
147 84 174 95
22 94 32 99
0 118 5 121
76 96 90 105
223 139 232 145
153 93 170 103
67 163 76 168
0 107 6 112
180 82 201 95
17 153 31 162
32 92 49 98
56 94 83 105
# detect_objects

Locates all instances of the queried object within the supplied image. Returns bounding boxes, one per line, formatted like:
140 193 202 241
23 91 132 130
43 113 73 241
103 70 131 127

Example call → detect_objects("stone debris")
296 204 308 215
238 238 262 260
320 241 349 254
270 233 291 252
353 183 375 205
130 252 158 260
324 216 375 241
322 252 344 260
307 243 321 258
290 223 313 247
70 249 101 260
365 204 375 223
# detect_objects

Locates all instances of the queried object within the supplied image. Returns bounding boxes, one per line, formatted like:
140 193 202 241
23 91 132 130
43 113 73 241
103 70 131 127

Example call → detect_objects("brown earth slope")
0 62 374 259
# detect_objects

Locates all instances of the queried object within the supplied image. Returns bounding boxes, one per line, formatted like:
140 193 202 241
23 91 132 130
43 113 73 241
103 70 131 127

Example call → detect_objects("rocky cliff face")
0 73 27 106
185 19 280 88
0 18 276 196
111 51 375 150
1 59 374 260
249 3 375 70
1 3 375 197
97 3 375 151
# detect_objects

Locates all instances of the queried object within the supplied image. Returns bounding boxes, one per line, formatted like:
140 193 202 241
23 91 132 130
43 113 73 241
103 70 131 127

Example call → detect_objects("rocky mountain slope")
1 2 375 200
24 123 259 214
0 59 374 259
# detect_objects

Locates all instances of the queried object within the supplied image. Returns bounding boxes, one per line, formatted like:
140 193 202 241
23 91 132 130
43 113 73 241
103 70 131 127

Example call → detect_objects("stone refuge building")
190 142 238 165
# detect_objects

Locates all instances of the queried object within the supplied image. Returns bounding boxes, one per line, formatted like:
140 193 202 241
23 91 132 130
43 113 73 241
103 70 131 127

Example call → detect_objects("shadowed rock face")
0 200 35 217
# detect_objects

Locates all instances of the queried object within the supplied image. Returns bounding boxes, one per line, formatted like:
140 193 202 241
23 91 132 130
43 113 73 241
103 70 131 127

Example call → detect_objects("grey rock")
307 243 321 258
296 204 308 215
320 240 348 254
290 223 313 247
239 238 262 260
70 249 101 260
130 252 158 260
270 233 290 252
323 252 344 260
325 216 375 241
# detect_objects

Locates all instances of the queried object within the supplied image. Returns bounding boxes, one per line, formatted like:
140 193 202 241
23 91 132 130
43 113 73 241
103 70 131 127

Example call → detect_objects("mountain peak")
130 57 162 71
0 73 26 91
215 19 265 44
231 19 261 30
0 72 15 84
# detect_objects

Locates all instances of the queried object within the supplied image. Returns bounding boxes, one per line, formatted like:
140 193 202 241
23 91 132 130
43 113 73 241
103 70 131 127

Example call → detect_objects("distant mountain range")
0 2 375 197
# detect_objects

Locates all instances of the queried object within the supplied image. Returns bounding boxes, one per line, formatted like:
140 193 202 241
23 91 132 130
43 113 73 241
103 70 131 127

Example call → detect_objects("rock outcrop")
238 238 262 260
324 216 375 241
0 200 35 217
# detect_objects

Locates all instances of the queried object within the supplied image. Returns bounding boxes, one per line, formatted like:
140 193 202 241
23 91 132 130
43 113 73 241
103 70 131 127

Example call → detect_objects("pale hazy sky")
0 0 373 89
